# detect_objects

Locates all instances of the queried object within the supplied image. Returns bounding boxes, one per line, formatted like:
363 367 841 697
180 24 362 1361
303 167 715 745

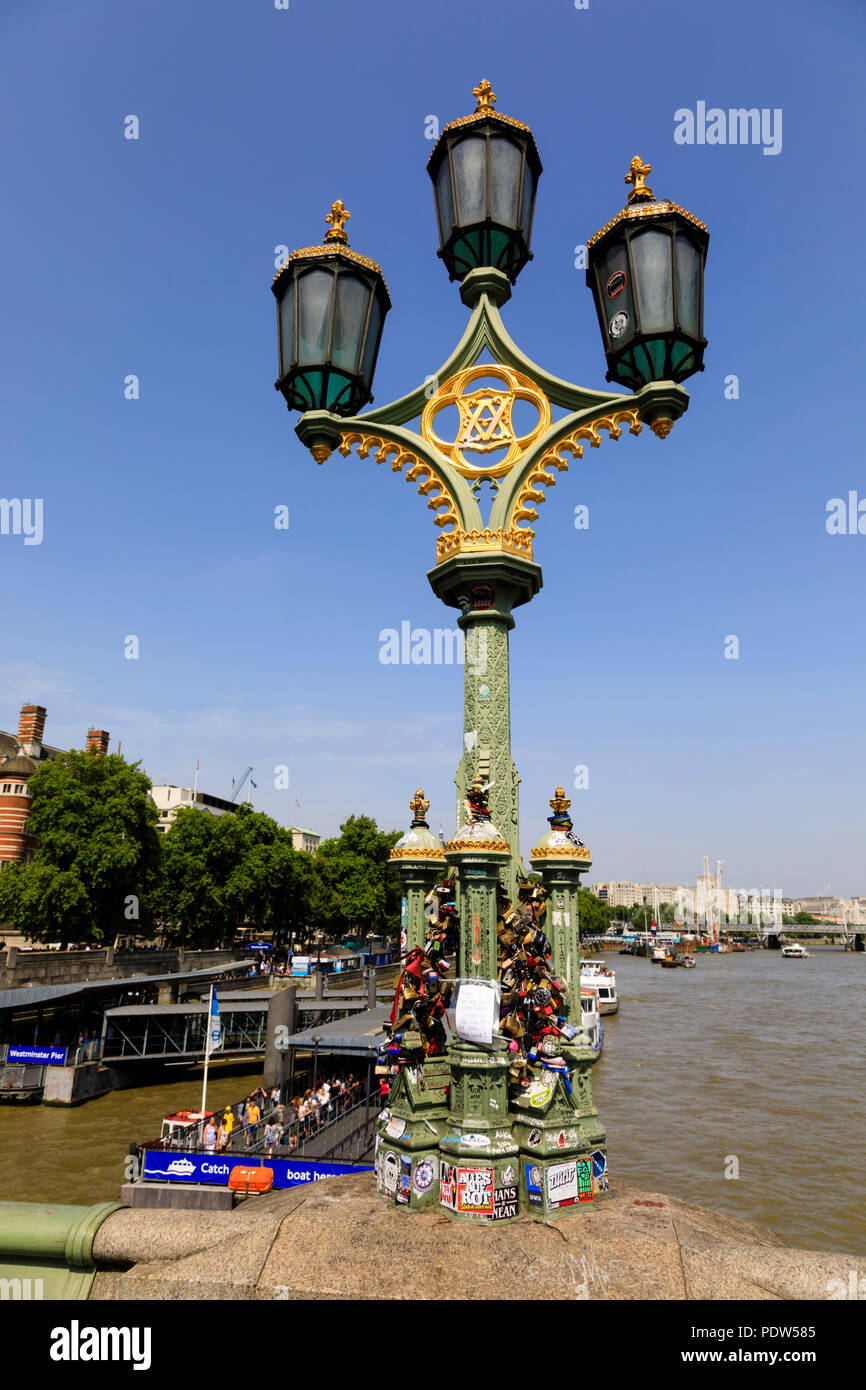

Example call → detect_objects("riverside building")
0 704 110 868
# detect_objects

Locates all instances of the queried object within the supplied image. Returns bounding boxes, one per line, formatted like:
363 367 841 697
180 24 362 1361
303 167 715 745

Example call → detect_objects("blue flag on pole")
209 988 223 1052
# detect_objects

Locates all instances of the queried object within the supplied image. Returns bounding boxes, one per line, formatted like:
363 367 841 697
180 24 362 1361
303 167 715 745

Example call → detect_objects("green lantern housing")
586 156 709 391
272 201 391 416
428 80 542 285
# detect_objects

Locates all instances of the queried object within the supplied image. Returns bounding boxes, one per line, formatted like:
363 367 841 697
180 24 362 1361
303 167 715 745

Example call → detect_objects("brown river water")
0 946 863 1256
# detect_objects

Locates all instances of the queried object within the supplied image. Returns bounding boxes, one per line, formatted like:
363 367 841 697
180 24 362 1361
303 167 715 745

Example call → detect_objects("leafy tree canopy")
0 750 160 945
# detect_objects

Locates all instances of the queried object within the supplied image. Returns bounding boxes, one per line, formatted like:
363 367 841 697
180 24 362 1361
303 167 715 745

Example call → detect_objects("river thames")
0 945 862 1257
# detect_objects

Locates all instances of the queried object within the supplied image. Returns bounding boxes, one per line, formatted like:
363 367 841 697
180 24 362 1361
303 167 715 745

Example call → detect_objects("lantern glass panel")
278 278 295 377
632 230 673 334
361 295 383 382
436 159 455 238
598 240 634 342
519 157 534 240
675 233 701 338
488 137 521 226
332 274 370 371
452 136 487 224
298 269 334 362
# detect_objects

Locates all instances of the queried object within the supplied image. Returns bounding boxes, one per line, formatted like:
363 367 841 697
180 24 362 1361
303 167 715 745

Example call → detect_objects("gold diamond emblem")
421 365 550 478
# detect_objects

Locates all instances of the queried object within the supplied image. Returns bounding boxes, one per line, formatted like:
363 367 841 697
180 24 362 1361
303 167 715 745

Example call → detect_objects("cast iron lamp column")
530 788 606 1159
388 789 445 955
437 796 519 1222
272 79 709 1221
376 792 451 1209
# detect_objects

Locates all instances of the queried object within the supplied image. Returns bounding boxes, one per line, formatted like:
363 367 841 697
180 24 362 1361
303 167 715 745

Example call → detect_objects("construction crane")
230 766 254 803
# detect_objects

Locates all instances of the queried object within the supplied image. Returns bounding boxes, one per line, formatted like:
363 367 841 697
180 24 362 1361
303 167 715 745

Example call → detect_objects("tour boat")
580 960 619 1014
781 942 810 959
160 1109 215 1149
579 988 604 1061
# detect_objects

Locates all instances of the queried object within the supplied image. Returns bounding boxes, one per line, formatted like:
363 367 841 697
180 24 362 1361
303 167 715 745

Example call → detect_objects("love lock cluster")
497 881 577 1088
385 879 460 1061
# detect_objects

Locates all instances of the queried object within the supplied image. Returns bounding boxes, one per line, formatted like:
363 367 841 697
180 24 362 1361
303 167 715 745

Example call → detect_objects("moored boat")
580 960 619 1014
660 951 696 969
579 988 604 1061
160 1109 216 1149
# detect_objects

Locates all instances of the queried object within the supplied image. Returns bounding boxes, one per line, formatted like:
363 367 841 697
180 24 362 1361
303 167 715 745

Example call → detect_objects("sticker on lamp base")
413 1156 437 1196
591 1149 609 1195
457 1166 494 1214
609 311 629 339
525 1161 543 1208
440 1161 457 1210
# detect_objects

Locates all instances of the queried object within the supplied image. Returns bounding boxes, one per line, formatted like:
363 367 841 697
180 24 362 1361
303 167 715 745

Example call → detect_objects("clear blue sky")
1 0 863 897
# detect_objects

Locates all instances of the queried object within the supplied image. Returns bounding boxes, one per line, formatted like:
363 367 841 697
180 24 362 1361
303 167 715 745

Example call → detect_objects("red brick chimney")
86 728 110 757
18 704 47 756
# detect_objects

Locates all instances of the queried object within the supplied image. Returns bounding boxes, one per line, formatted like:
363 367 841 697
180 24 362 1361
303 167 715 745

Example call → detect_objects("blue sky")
1 0 863 896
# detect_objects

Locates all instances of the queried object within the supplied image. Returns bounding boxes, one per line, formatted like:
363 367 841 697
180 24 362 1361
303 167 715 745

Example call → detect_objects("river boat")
579 988 604 1061
781 943 810 959
580 961 619 1014
160 1109 215 1149
660 952 696 969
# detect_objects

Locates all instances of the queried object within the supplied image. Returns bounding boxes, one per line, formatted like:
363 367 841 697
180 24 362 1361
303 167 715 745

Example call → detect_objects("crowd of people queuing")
197 1072 367 1156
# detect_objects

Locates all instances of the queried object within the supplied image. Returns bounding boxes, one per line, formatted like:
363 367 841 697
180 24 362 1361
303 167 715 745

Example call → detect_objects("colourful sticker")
591 1149 609 1195
546 1159 578 1208
577 1157 594 1202
525 1162 543 1207
413 1157 437 1195
606 270 627 300
440 1161 457 1210
457 1166 494 1214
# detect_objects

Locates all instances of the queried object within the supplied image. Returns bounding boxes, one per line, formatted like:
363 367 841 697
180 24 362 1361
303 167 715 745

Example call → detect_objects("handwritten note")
454 980 498 1047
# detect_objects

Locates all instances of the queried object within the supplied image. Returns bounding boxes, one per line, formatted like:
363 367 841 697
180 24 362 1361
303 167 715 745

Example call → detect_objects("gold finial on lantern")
624 155 653 204
473 79 496 113
324 199 351 244
549 785 571 816
409 788 430 822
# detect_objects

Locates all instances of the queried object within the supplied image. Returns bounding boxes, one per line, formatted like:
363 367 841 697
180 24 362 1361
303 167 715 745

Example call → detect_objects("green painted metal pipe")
0 1200 122 1300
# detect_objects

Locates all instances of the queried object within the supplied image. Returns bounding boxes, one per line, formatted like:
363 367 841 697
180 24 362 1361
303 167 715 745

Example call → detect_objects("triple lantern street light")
272 78 708 418
268 78 710 894
268 81 710 1223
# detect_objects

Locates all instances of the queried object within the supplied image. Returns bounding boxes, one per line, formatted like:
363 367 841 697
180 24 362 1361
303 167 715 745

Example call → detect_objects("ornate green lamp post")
530 788 607 1170
272 80 708 1219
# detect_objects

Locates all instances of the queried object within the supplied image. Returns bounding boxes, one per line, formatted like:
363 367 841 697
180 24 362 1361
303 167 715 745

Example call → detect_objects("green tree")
151 803 310 948
0 751 160 946
578 888 610 937
309 814 401 942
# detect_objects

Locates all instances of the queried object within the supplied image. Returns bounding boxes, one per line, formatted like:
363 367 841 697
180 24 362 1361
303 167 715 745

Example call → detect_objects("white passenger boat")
781 942 810 958
580 960 619 1014
579 988 604 1061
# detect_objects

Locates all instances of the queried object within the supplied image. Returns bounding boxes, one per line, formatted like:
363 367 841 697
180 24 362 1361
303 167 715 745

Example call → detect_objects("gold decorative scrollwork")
650 418 674 439
445 838 512 855
421 364 551 479
529 846 592 860
389 847 446 861
509 408 643 537
337 430 460 535
435 527 533 564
